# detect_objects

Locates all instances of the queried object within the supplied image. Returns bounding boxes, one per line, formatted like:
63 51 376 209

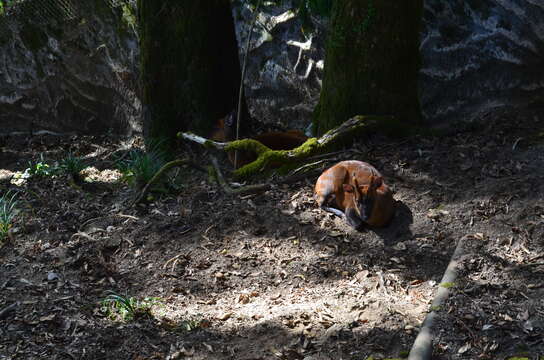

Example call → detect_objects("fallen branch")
179 115 392 179
408 235 469 360
128 116 394 203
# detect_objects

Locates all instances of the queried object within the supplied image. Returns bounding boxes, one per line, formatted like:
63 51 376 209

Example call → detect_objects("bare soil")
1 111 543 360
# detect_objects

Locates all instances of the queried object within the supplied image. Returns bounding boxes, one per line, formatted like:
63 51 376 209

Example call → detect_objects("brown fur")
314 160 395 228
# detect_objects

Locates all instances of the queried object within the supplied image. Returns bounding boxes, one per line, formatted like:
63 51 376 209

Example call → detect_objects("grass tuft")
58 153 86 180
0 190 18 243
116 141 167 190
101 291 160 321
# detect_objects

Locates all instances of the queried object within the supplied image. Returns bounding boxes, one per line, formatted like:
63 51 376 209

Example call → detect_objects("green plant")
25 154 53 177
0 190 18 242
116 142 167 189
101 291 160 321
26 162 52 177
58 154 86 180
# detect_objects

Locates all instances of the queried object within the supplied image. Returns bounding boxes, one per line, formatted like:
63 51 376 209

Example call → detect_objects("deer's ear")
343 184 354 193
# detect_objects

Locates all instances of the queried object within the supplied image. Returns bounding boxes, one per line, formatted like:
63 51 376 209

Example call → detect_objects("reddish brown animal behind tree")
314 160 395 228
210 110 308 168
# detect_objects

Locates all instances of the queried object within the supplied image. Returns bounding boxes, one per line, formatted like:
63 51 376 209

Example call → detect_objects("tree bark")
137 0 246 149
313 0 423 136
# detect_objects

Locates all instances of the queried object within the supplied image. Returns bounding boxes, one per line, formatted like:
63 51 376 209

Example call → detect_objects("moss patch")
232 137 320 179
440 282 456 289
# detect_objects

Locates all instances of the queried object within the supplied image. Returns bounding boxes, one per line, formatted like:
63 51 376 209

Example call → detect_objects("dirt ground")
1 111 543 360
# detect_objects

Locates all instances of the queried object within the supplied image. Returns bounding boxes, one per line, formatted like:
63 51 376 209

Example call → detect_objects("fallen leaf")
238 293 250 304
355 270 370 281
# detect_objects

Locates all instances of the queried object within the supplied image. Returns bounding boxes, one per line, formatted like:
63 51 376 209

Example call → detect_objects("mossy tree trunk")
313 0 423 136
137 0 246 149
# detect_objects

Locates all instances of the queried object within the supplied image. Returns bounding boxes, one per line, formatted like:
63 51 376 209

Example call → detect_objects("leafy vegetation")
25 154 53 177
0 190 18 242
58 154 86 180
116 142 167 190
100 291 161 321
23 153 87 181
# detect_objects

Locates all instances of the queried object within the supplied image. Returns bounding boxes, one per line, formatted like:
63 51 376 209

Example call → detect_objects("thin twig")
180 115 385 179
210 157 271 196
235 0 262 168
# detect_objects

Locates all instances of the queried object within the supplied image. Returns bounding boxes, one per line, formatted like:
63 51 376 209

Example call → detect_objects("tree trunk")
313 0 423 136
137 0 246 149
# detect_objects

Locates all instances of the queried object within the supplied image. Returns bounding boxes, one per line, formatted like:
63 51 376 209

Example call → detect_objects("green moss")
230 137 321 179
225 139 271 156
121 3 137 29
440 282 456 288
295 137 319 154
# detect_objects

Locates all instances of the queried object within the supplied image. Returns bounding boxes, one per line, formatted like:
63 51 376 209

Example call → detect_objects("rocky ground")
0 110 543 360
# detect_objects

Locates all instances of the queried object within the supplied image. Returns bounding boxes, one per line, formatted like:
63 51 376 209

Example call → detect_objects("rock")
0 1 140 135
47 272 61 281
420 0 544 125
2 0 542 135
